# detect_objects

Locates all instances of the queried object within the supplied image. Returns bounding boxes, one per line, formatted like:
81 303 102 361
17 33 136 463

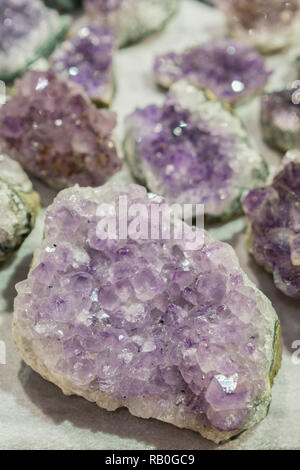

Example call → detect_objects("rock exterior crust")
243 150 300 299
0 0 69 81
82 0 179 47
261 89 300 153
154 41 271 106
13 183 281 443
0 153 40 262
0 71 122 190
216 0 300 53
50 24 115 106
124 80 268 221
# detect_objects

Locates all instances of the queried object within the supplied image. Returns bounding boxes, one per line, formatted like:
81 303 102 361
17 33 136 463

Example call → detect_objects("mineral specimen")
261 89 300 153
0 71 122 190
243 150 300 299
13 182 281 443
50 25 115 106
82 0 179 47
216 0 300 53
124 80 268 221
154 41 271 106
0 153 39 262
0 0 69 81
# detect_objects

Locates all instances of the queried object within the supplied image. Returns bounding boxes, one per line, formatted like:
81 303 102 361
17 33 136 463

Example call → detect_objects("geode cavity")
124 80 268 220
13 182 281 443
243 151 300 299
154 41 271 106
0 71 122 190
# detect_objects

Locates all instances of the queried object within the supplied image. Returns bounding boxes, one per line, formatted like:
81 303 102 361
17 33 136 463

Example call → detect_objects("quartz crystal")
13 182 281 443
0 0 69 81
154 41 271 106
243 150 300 299
261 89 300 153
124 80 268 220
0 71 122 190
216 0 300 53
82 0 179 47
0 153 39 262
50 25 115 106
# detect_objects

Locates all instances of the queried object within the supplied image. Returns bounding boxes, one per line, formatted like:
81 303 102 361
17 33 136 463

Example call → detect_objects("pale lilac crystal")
0 71 122 190
14 183 279 434
243 153 300 299
154 41 271 106
50 25 115 106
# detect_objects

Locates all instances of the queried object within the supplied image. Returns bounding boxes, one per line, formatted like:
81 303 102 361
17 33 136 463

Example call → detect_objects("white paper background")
0 0 300 450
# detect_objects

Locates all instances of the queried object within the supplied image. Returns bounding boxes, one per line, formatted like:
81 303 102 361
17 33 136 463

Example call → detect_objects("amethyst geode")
0 0 69 81
154 41 271 106
50 25 115 106
13 182 281 443
82 0 179 47
216 0 300 53
124 80 268 220
0 71 122 190
243 151 300 299
261 89 300 153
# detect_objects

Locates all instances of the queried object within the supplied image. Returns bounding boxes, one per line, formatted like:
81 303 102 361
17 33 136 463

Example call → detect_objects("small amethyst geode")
13 182 281 443
124 80 268 220
0 71 122 190
243 151 300 299
50 25 115 106
154 41 271 106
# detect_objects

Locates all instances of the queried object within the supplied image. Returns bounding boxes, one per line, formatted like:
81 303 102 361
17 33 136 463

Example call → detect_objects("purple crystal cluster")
14 183 279 435
261 89 300 153
154 41 271 106
50 25 115 106
0 71 122 190
84 0 122 13
243 154 300 299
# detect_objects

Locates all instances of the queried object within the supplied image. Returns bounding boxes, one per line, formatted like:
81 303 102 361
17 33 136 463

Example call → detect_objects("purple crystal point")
216 0 299 53
243 151 300 299
0 71 122 190
50 25 115 106
124 80 267 220
261 89 300 153
154 41 271 106
13 182 280 442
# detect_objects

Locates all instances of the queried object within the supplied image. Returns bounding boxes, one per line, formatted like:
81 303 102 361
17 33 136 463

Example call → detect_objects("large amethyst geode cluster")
82 0 179 47
13 183 281 443
216 0 300 53
243 151 300 299
0 71 122 190
0 0 69 81
154 41 271 106
50 24 115 106
124 80 268 220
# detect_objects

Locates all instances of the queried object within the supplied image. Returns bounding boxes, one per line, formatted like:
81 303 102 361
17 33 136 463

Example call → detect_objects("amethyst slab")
124 80 268 220
0 71 122 190
154 41 271 106
243 150 300 299
0 0 69 81
13 182 281 443
50 25 115 106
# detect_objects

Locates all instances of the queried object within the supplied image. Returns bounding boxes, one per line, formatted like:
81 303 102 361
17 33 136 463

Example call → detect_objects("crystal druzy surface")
50 25 115 106
243 151 300 299
0 0 69 81
0 71 122 190
124 80 267 220
82 0 179 47
261 89 300 153
13 183 280 441
154 41 270 106
216 0 299 53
